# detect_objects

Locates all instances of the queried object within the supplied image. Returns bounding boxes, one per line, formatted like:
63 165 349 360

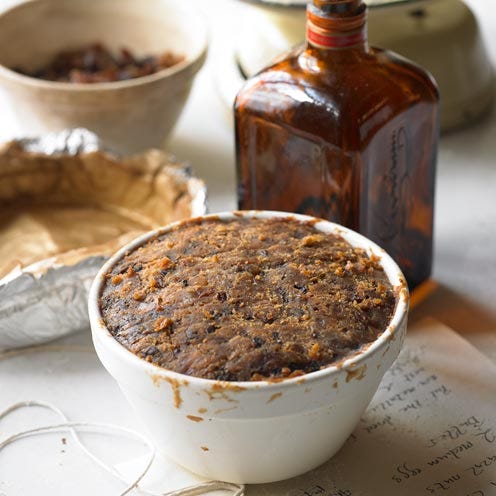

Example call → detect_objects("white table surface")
0 0 496 494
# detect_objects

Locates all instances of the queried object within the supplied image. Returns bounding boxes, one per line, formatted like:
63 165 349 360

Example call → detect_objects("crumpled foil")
0 129 206 350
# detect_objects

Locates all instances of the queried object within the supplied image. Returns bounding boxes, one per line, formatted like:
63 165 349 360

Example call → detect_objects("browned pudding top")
100 217 397 381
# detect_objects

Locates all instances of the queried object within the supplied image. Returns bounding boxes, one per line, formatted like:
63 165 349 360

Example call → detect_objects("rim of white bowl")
89 210 409 390
0 0 208 92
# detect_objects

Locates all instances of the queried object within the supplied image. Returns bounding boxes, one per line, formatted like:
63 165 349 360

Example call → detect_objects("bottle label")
360 110 436 286
361 123 412 253
307 20 366 49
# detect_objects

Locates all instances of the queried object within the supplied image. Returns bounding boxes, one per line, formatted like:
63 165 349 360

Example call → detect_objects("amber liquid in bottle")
235 0 439 289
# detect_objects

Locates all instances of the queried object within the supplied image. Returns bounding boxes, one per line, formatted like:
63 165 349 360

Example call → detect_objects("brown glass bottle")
234 0 439 289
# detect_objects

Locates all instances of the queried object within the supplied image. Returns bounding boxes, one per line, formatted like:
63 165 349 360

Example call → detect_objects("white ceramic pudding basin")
88 211 409 484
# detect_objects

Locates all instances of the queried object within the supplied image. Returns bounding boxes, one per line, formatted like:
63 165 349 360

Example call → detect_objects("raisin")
206 325 218 334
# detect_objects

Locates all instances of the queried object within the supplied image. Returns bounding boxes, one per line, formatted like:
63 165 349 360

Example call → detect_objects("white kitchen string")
0 401 244 496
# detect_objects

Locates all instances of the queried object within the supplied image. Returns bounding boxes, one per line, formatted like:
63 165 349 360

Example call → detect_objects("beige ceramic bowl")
0 0 208 154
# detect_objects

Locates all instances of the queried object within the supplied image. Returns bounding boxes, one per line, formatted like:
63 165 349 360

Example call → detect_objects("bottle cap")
312 0 364 17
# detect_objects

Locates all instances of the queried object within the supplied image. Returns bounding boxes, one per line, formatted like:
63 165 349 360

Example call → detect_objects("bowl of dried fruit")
0 0 208 154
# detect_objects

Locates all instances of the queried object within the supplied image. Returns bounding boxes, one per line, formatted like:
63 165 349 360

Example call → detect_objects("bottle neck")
306 1 368 52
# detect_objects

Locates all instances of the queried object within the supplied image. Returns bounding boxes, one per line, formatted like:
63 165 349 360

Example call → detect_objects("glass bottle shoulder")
234 45 439 120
